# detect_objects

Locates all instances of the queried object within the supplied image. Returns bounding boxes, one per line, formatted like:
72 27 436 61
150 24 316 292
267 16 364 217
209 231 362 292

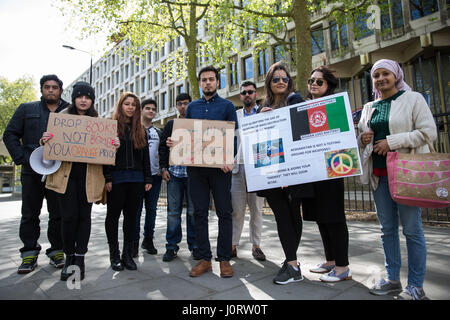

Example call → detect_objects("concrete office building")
63 0 449 149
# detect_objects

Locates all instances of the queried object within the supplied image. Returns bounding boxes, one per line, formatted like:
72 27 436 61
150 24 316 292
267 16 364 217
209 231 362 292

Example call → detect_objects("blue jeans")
165 173 196 251
135 174 162 241
373 176 427 287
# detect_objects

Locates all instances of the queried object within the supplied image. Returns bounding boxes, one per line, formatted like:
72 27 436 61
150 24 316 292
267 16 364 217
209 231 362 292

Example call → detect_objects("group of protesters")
3 58 436 300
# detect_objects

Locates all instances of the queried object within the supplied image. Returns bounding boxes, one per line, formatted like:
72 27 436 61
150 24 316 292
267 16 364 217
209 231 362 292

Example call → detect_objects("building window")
219 68 227 89
311 28 325 55
169 85 174 108
243 56 253 80
147 52 152 65
257 49 269 76
147 73 152 91
154 50 159 62
229 60 239 87
161 91 167 110
141 77 146 95
154 71 159 87
177 84 184 94
330 21 349 51
354 14 374 40
125 65 129 79
273 45 285 63
410 0 439 20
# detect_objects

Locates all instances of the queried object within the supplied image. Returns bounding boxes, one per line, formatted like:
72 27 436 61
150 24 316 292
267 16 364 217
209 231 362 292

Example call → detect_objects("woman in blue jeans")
358 59 437 300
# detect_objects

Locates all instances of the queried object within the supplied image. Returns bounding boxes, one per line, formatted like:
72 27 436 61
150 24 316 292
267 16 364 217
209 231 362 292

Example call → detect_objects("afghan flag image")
290 96 349 141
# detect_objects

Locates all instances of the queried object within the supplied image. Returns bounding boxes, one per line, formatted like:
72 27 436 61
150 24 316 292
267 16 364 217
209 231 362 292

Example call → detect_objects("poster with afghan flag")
239 92 362 192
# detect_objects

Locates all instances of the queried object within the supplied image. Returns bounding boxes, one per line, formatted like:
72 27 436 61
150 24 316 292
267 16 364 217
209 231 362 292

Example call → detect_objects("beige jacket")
44 108 105 203
357 90 437 190
46 162 105 203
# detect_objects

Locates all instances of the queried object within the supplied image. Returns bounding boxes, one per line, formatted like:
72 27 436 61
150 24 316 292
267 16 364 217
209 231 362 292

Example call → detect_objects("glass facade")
410 0 439 20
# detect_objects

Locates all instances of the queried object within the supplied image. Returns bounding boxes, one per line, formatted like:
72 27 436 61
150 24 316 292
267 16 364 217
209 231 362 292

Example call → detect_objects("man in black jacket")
3 74 69 274
159 93 199 262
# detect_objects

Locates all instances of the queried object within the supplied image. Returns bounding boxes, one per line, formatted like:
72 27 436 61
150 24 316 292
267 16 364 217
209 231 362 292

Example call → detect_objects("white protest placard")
43 113 118 165
240 92 362 192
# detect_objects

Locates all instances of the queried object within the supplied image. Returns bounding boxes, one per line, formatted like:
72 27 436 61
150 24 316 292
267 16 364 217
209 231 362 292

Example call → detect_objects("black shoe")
74 255 85 281
132 241 139 258
141 237 157 255
162 249 177 262
122 241 137 270
109 242 124 271
18 255 38 274
60 255 75 281
191 248 202 260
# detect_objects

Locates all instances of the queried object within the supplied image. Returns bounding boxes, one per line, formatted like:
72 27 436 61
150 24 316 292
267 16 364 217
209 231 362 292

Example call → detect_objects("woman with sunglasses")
358 59 436 300
301 66 352 283
104 92 152 271
257 62 314 284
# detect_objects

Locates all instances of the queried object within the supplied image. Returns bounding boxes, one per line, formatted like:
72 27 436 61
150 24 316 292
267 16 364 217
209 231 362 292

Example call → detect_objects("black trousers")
19 173 62 255
265 189 302 262
105 182 144 244
187 167 232 262
317 221 349 267
58 176 92 255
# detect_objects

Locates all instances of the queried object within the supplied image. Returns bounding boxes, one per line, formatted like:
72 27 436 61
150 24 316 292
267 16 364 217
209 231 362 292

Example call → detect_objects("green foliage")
0 76 37 137
0 76 37 164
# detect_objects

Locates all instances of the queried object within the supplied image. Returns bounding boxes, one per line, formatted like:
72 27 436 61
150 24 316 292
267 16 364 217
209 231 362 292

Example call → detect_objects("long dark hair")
113 92 147 149
67 102 98 117
263 62 294 108
306 65 338 99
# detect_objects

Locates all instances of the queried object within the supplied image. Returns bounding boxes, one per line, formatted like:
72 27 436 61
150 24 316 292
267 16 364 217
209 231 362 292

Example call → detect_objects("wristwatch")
161 168 168 172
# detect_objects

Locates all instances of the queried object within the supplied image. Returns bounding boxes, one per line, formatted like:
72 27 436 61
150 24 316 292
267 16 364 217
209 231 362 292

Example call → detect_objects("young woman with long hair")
104 92 152 271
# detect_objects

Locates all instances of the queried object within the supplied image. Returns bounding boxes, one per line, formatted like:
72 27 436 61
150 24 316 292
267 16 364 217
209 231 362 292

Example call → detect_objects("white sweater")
357 90 437 190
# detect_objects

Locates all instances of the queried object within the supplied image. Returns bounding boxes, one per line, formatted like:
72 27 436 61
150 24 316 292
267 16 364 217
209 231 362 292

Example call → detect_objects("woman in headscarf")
357 59 436 300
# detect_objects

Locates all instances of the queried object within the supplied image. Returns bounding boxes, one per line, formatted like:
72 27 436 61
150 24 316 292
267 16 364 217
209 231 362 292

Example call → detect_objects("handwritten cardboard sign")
43 113 118 165
169 118 235 168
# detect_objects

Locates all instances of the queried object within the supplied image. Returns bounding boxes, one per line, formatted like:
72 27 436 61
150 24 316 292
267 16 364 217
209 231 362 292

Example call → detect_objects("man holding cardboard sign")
166 66 237 278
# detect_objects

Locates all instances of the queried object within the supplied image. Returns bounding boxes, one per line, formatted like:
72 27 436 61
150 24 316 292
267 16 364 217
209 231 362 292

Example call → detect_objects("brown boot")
220 261 234 278
189 259 212 277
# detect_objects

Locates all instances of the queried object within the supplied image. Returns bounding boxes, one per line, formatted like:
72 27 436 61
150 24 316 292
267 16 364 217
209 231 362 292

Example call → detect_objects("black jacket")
158 119 174 170
255 92 315 199
2 97 69 174
103 124 152 184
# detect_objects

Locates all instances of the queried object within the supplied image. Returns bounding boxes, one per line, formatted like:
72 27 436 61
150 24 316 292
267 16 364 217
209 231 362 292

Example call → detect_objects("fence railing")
158 176 449 224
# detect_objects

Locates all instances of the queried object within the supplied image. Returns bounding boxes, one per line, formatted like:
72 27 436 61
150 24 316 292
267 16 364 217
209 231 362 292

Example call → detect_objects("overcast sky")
0 0 107 92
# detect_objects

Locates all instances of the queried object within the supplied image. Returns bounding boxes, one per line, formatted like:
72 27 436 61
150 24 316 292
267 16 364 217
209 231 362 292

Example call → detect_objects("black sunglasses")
272 76 289 84
240 90 255 96
308 78 325 86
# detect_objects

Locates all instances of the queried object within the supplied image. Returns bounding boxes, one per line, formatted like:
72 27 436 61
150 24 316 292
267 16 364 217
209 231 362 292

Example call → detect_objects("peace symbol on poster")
330 153 353 175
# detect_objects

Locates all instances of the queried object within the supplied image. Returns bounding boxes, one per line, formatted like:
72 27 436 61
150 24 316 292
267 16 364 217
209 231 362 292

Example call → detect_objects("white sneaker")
319 268 352 283
309 263 335 274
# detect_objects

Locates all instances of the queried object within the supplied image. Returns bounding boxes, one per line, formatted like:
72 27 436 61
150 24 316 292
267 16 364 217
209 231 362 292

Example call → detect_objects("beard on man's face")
202 88 217 97
44 98 59 105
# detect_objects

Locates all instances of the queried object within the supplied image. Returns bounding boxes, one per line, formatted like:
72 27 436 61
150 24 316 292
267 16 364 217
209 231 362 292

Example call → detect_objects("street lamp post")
62 45 93 84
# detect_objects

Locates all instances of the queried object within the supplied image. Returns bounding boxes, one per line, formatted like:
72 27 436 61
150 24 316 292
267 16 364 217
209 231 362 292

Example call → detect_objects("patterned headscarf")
370 59 411 100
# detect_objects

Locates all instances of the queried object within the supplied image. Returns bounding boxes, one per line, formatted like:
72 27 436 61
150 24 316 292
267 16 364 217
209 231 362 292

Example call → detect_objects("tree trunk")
187 2 200 100
292 0 311 98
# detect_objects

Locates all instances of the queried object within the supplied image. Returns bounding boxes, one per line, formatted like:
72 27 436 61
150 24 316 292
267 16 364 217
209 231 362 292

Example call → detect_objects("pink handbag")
387 144 450 208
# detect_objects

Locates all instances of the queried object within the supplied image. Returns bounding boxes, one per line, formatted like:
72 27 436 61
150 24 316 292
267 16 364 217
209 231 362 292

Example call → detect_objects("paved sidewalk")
0 193 449 300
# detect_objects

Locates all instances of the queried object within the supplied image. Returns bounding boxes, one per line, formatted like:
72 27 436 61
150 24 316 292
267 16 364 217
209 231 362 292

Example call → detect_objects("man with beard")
3 74 69 274
166 66 238 278
231 81 266 262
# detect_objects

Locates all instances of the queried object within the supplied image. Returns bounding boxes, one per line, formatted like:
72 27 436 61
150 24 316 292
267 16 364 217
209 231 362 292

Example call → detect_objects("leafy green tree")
221 0 378 97
0 76 37 163
57 0 240 100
